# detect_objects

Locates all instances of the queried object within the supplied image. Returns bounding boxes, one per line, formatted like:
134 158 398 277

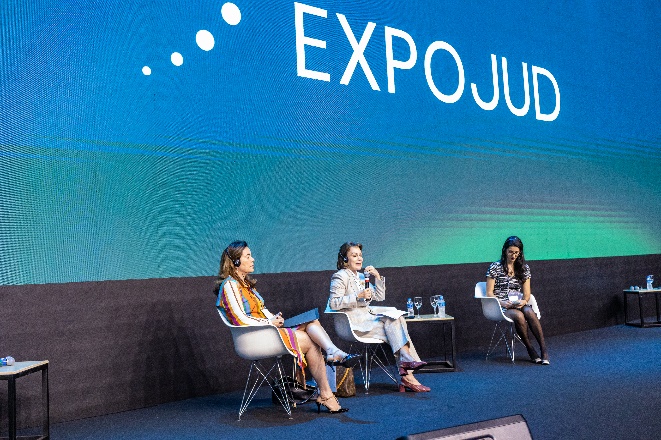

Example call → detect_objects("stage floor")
48 325 660 440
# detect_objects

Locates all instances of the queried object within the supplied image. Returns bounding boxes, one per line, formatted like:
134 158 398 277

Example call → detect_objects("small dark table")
623 289 661 328
0 361 49 440
404 314 457 372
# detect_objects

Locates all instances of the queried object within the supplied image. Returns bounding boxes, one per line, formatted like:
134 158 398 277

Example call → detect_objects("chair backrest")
216 309 292 360
330 310 357 342
479 297 512 322
324 305 383 344
475 282 511 322
528 295 541 319
474 282 540 320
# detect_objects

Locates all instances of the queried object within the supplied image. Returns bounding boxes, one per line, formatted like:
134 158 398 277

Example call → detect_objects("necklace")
346 269 361 291
235 272 247 284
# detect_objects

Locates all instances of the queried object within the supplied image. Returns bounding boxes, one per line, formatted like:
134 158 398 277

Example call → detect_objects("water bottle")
406 298 414 317
438 296 446 318
646 275 654 290
1 356 15 366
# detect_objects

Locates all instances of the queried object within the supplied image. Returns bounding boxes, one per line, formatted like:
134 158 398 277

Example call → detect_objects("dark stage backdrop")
1 254 660 425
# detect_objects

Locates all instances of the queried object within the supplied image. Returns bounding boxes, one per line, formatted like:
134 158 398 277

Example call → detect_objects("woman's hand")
270 313 285 327
357 287 374 300
364 265 381 280
501 299 527 309
515 299 528 309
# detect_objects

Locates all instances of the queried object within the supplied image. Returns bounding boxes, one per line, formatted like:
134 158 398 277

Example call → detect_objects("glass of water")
414 297 423 318
430 295 439 316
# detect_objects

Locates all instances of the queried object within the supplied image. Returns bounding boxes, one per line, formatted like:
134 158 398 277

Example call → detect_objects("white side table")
0 361 49 440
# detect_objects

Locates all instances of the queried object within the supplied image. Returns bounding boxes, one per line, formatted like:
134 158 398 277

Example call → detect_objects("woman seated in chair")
214 240 356 413
328 242 430 392
486 236 549 365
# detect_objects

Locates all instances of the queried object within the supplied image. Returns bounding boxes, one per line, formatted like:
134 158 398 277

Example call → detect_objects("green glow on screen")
396 209 659 267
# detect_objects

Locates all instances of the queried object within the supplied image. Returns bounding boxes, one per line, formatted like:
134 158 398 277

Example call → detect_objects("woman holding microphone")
328 242 430 392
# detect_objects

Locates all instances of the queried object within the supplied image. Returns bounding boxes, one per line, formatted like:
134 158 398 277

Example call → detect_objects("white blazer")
328 269 386 333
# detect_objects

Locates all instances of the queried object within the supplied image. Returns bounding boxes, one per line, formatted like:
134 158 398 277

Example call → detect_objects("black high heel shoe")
326 352 360 368
316 395 349 414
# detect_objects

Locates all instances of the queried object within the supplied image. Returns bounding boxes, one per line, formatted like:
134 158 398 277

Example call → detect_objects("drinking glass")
430 296 438 316
414 297 422 318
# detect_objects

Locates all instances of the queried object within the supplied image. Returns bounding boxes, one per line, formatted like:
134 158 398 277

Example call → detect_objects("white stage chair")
217 309 295 419
324 307 399 393
474 282 541 362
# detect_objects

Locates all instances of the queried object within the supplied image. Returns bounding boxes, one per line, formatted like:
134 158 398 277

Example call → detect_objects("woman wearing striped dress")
486 236 549 365
214 240 349 414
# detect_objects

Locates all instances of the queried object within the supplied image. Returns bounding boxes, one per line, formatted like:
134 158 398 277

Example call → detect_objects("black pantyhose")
504 305 548 360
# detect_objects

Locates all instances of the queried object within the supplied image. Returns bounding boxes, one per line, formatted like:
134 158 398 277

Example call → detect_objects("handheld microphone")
364 269 370 289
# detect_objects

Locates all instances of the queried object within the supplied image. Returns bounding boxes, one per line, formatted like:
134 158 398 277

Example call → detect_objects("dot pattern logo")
141 2 242 75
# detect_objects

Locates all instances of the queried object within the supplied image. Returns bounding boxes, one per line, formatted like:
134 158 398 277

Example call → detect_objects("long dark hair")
213 240 256 295
337 242 362 270
499 236 526 282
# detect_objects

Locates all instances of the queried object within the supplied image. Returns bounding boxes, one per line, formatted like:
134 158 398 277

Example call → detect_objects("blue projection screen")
1 0 660 285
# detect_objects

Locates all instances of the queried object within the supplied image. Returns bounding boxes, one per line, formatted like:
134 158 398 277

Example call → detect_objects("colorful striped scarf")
217 278 306 369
